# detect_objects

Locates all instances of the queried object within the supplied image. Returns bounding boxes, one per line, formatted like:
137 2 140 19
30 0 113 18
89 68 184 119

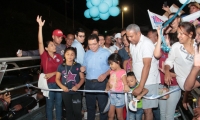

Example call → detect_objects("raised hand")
36 15 45 27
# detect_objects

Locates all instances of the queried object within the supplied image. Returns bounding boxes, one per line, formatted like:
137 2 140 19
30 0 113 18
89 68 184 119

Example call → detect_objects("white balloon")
179 0 191 4
195 0 200 3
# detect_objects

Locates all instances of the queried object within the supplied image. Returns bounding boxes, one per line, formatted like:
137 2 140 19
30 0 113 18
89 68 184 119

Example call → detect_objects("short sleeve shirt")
130 34 160 85
118 47 130 62
57 63 81 91
109 69 126 91
40 51 63 83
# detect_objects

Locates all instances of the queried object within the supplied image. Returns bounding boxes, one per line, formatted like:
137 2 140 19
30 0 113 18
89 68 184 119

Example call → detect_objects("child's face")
65 50 75 62
127 76 137 87
109 61 120 71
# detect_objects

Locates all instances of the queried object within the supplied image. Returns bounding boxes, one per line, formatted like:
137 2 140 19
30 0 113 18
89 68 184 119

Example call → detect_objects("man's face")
98 36 105 47
147 31 158 44
65 34 74 46
92 30 98 35
126 30 140 44
115 38 122 44
75 32 85 43
53 35 63 45
105 36 112 45
190 6 199 14
88 39 99 52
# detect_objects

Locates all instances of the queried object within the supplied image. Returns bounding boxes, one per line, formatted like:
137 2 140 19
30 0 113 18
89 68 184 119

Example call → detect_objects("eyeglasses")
78 35 85 38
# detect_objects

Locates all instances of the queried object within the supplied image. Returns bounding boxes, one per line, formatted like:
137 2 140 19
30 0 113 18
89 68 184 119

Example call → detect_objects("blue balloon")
86 1 93 8
91 0 101 6
98 3 109 13
84 9 91 18
100 12 110 20
109 7 120 17
112 0 119 6
103 0 113 7
89 6 99 17
92 17 100 21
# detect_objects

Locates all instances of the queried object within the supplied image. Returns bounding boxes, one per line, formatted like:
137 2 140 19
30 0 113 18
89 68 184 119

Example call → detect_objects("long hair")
108 53 123 68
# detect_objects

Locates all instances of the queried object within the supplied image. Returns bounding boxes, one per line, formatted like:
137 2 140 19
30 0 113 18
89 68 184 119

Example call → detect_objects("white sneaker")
84 112 87 119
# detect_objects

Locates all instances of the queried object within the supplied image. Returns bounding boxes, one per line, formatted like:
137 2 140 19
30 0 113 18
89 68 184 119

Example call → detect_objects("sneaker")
84 112 87 119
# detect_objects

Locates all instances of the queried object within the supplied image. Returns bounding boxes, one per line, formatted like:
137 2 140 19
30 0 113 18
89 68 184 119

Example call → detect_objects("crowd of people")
1 1 200 120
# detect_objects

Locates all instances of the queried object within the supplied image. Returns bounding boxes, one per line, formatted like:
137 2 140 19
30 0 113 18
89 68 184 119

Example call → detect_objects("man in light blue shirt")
71 28 85 65
83 34 111 120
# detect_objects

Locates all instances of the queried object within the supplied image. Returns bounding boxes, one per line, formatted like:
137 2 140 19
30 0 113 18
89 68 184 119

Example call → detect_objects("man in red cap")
16 29 66 57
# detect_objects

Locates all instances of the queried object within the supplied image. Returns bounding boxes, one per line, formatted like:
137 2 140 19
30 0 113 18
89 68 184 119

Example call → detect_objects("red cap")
52 29 66 38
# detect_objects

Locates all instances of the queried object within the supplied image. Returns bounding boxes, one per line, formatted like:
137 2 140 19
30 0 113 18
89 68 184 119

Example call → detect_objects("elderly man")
126 24 160 120
82 34 110 120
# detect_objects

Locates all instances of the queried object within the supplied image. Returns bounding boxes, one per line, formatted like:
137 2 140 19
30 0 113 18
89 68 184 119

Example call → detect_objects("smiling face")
45 41 56 52
177 27 193 44
65 34 74 47
98 36 105 47
64 50 76 62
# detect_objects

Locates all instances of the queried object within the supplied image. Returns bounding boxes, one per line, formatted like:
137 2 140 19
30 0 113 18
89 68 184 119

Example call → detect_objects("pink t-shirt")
109 69 126 91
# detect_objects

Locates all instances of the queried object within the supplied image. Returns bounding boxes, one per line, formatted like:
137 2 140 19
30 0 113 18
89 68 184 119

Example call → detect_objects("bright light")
123 7 128 11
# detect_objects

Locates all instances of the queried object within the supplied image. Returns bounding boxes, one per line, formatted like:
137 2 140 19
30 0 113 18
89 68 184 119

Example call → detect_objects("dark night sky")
35 0 188 33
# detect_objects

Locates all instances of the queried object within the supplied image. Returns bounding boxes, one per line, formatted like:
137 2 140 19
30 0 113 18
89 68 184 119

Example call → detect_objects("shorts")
142 84 158 109
110 93 125 108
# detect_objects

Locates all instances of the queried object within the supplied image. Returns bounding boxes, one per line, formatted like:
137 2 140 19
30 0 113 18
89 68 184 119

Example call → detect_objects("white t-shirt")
103 46 112 53
165 42 196 90
130 34 160 85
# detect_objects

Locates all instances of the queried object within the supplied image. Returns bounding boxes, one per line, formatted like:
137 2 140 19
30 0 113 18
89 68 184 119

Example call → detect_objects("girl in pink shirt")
106 53 130 120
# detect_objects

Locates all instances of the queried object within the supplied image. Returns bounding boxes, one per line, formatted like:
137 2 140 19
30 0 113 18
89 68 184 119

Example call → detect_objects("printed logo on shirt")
76 68 79 71
61 50 64 55
56 58 60 62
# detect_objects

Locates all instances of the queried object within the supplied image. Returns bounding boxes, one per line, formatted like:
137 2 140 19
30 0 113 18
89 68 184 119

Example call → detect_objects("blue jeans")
153 107 161 120
46 83 62 120
158 85 181 120
85 79 108 120
128 108 143 120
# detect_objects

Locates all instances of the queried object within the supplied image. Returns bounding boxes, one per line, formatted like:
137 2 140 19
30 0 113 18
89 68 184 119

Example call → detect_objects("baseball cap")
52 29 66 38
188 2 200 9
114 33 121 39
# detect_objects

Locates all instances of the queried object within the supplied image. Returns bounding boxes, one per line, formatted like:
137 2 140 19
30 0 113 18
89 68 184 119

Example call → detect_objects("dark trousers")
62 92 82 120
85 79 108 120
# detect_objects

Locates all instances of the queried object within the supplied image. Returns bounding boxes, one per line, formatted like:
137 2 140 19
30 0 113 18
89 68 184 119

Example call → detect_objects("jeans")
46 83 62 120
62 92 82 120
153 107 161 120
128 108 143 120
159 85 181 120
85 79 108 120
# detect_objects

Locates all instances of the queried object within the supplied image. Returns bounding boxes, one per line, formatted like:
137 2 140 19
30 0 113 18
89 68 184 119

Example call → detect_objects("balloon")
84 9 91 18
179 0 191 4
100 12 110 20
89 6 99 17
98 3 109 13
91 0 101 6
112 0 119 6
195 0 200 3
109 7 120 17
86 1 93 8
92 17 100 21
103 0 113 7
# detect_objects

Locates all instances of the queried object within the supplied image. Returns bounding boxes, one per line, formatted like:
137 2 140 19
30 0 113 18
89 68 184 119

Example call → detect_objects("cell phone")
164 1 168 7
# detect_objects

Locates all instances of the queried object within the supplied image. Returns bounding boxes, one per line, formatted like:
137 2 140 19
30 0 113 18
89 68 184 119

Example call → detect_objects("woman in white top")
164 22 196 90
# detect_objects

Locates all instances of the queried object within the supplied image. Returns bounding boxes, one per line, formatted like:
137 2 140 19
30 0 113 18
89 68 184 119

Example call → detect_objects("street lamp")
122 7 128 28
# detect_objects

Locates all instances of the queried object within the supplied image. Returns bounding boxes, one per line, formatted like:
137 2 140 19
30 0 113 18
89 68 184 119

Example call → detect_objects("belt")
87 79 98 82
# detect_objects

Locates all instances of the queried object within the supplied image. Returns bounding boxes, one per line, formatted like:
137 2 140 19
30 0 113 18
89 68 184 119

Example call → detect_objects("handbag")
158 85 169 99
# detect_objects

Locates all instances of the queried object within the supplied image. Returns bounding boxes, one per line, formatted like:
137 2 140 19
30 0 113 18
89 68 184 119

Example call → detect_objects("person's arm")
123 59 128 70
182 91 190 110
136 88 148 100
154 27 162 59
98 69 111 82
55 71 69 92
36 15 45 55
72 43 85 65
44 72 57 80
132 58 151 96
71 72 85 91
122 75 130 92
21 50 40 56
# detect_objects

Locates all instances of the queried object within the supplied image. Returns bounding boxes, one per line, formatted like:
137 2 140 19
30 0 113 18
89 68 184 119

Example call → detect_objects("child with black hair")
105 53 130 120
127 72 148 120
56 47 85 120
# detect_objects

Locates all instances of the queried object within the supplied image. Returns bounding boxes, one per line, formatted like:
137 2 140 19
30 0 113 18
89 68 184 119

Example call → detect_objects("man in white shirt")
126 24 160 120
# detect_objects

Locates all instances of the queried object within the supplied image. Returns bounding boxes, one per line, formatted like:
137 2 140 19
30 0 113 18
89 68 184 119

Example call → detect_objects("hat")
188 2 200 9
52 29 66 38
114 33 121 39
